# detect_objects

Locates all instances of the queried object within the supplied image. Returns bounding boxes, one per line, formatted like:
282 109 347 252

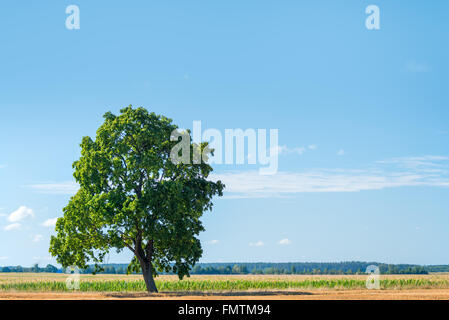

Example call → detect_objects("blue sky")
0 1 448 266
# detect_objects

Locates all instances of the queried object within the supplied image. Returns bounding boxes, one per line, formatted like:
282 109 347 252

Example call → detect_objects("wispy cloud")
278 145 305 156
0 256 8 260
337 149 345 156
249 241 264 247
278 238 291 245
32 256 52 261
0 164 6 169
41 218 58 228
277 144 317 156
207 240 219 245
405 60 429 73
4 223 21 231
249 144 307 162
7 206 34 222
32 234 44 242
212 155 449 198
26 181 79 195
25 156 449 199
376 155 449 172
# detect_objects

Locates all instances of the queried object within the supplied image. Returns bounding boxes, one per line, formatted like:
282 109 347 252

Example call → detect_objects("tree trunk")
142 263 158 293
135 237 157 293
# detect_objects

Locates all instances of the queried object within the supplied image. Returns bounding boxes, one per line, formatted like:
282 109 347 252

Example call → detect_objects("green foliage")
49 106 224 290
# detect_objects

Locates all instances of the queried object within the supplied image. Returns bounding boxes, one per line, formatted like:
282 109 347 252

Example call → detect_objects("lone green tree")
49 106 224 292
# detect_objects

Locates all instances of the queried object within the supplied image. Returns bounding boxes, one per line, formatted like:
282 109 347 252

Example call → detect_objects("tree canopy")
49 106 224 292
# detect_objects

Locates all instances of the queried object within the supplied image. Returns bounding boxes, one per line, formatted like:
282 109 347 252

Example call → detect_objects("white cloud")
405 60 429 73
249 241 264 247
277 145 305 156
25 181 79 195
23 156 449 200
207 240 219 245
0 256 8 260
211 155 449 198
377 155 449 169
4 223 21 231
277 144 317 156
32 256 52 261
41 218 58 228
8 206 34 222
32 234 44 242
0 164 6 169
337 149 345 156
278 238 291 245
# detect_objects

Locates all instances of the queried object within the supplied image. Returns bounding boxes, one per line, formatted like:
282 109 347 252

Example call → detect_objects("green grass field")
2 273 449 292
1 279 449 292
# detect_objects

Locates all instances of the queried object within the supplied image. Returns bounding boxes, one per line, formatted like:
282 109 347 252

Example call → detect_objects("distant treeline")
190 262 430 275
2 261 446 275
0 264 59 273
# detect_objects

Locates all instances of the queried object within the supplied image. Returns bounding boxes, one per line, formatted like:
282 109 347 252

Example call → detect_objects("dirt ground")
2 289 449 300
